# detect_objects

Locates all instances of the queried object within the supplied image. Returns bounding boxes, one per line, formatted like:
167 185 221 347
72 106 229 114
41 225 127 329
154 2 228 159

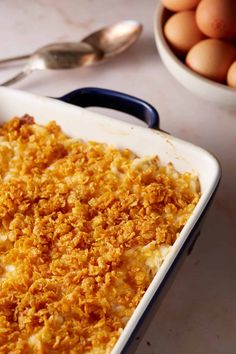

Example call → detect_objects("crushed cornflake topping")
0 116 200 353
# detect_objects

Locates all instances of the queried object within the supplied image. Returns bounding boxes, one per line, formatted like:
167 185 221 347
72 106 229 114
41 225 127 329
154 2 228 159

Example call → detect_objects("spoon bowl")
29 42 102 70
0 20 142 86
82 20 142 61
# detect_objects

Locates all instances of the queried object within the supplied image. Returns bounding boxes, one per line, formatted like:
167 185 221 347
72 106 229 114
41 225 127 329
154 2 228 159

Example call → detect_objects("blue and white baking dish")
0 86 221 353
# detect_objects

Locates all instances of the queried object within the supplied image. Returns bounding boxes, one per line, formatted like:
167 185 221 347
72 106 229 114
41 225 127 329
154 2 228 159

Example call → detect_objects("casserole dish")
0 86 221 353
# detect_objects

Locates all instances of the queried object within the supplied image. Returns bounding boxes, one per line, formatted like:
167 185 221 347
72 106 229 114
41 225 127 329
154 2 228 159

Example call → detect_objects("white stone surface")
0 1 235 353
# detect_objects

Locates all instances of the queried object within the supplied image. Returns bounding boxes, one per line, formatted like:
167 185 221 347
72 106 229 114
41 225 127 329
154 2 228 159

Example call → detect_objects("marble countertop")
0 1 235 353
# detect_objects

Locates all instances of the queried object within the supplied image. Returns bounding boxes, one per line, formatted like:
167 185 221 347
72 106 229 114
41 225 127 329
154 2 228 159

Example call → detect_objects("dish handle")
58 87 159 129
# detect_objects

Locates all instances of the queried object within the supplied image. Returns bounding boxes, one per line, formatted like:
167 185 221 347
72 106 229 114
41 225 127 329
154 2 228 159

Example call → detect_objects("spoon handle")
1 67 33 86
0 54 30 65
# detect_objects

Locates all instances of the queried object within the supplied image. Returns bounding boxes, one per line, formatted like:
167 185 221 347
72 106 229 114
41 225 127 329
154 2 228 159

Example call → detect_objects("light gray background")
0 1 235 353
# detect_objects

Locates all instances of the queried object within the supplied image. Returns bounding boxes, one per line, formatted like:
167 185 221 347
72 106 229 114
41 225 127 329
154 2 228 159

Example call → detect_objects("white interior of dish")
0 87 221 353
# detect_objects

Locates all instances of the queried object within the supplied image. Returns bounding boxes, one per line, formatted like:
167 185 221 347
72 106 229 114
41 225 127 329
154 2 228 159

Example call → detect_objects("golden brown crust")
0 117 200 353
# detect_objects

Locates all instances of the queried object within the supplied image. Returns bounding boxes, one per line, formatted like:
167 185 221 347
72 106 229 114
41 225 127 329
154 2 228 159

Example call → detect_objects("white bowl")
154 3 236 108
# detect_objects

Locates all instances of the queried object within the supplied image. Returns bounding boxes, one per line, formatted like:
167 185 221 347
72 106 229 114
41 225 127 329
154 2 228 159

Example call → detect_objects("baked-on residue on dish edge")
0 116 200 353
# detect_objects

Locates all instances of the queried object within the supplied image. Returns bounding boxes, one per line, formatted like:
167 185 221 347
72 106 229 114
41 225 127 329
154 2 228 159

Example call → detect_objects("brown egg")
227 61 236 88
162 0 200 12
164 11 205 54
186 39 236 83
196 0 236 39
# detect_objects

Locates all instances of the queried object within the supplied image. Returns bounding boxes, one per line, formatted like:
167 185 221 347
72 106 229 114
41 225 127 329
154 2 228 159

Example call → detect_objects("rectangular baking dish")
0 86 221 354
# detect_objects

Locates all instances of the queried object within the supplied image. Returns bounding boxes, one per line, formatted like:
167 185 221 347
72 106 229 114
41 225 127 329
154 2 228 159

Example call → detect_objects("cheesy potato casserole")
0 116 200 353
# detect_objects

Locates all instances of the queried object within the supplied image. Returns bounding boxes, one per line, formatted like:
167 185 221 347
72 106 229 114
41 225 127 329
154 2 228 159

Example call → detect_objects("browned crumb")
0 117 200 353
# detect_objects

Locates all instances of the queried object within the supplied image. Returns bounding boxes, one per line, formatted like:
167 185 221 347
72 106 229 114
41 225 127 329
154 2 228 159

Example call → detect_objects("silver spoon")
0 20 142 86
